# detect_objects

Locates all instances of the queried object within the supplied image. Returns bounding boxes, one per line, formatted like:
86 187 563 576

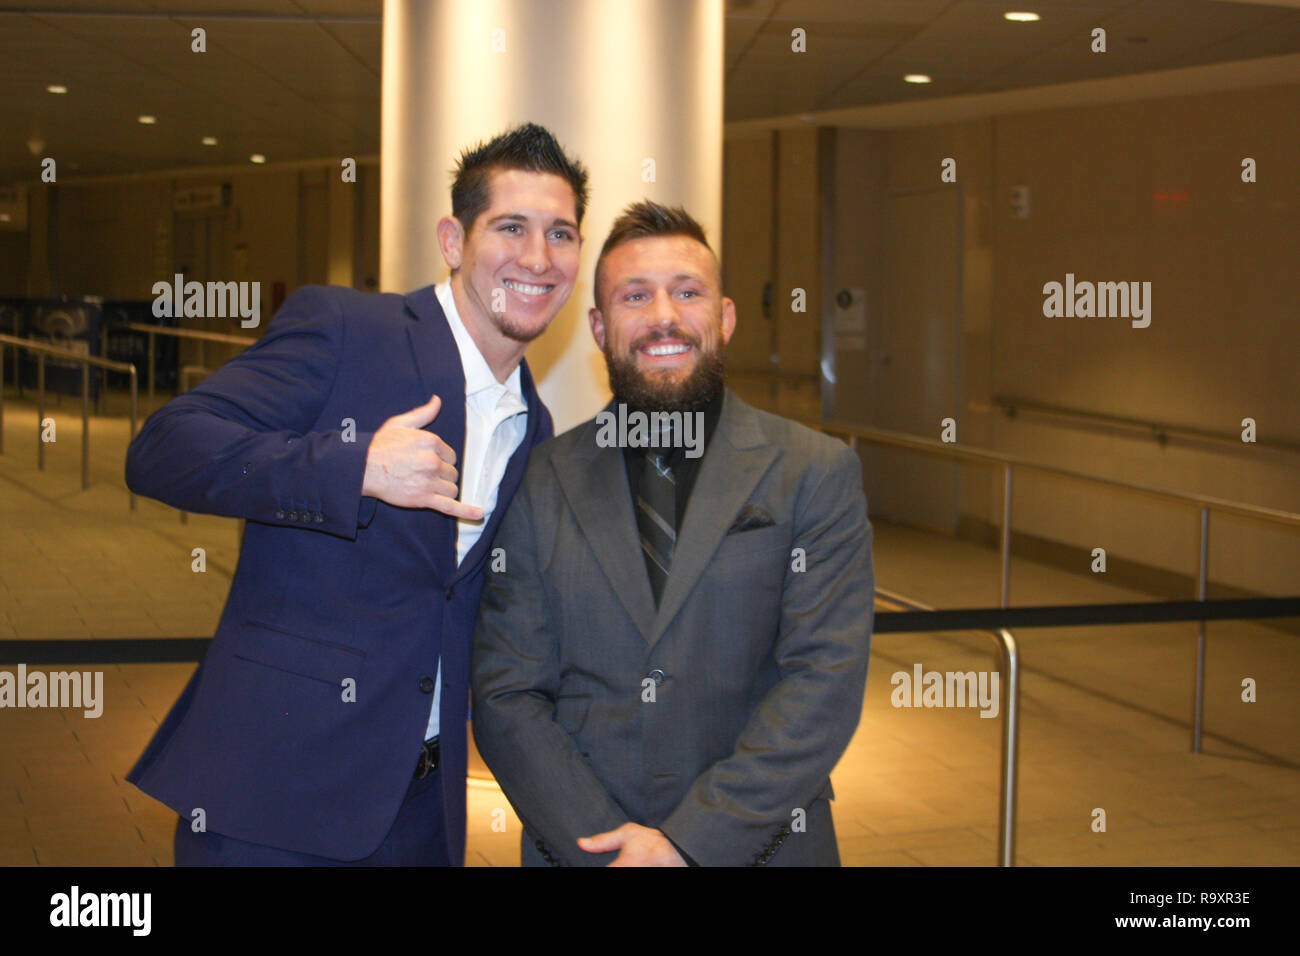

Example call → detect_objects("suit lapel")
555 390 780 647
402 285 466 575
553 408 658 644
650 390 779 643
403 284 466 461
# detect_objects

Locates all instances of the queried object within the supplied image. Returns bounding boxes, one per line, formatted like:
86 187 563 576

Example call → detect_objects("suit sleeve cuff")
264 429 375 539
661 830 699 866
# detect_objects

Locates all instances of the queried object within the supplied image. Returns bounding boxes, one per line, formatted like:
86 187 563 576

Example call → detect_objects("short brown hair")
594 200 716 309
451 123 589 233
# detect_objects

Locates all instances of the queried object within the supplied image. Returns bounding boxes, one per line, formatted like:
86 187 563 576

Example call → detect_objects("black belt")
414 737 440 780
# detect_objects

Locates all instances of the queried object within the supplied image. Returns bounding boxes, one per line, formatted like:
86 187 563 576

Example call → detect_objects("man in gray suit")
472 200 873 866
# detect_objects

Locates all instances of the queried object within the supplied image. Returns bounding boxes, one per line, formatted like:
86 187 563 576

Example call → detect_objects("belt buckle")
414 738 439 780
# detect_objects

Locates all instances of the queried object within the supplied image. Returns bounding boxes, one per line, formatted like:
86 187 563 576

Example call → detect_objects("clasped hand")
578 823 687 867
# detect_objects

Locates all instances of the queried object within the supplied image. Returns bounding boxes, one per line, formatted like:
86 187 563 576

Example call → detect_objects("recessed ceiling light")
202 136 218 146
138 115 156 125
904 74 932 84
47 85 68 94
250 154 266 164
1004 11 1040 22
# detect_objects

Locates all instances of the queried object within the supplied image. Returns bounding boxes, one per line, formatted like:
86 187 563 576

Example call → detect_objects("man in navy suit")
124 123 588 866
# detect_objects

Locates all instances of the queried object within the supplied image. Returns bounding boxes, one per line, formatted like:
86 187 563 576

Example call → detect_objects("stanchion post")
997 628 1020 867
1001 464 1013 608
81 361 90 490
128 365 138 512
37 353 45 471
1192 506 1209 753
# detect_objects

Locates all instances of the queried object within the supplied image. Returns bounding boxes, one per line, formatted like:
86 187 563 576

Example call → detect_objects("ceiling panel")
0 0 1297 182
767 0 954 25
727 0 1300 122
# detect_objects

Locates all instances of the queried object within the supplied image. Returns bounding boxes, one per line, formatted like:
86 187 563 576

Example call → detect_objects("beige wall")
7 77 1295 595
16 163 375 304
722 131 774 374
774 126 822 377
722 127 823 421
828 128 886 420
812 82 1300 597
8 162 380 367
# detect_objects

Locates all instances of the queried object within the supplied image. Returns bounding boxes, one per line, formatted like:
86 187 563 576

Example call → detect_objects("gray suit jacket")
471 388 873 866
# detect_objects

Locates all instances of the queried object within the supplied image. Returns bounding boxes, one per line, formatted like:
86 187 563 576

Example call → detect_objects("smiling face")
589 234 736 412
438 167 581 345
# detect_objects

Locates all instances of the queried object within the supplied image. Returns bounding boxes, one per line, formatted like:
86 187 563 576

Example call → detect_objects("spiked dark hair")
450 123 589 233
594 200 716 310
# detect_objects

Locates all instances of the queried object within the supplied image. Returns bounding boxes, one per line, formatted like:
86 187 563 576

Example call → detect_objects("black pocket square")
727 504 776 534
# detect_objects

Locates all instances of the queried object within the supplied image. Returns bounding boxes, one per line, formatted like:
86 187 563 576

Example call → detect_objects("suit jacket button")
275 509 286 519
419 677 436 694
648 668 666 685
445 587 454 600
314 513 324 523
287 511 298 521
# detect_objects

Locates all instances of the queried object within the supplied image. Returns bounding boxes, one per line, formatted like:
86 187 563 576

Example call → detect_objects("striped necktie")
636 450 676 606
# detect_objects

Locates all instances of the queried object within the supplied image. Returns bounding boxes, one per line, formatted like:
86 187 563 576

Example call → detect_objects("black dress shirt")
622 390 724 530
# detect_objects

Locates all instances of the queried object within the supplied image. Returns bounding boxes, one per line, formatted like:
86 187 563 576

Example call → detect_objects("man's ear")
437 215 465 271
588 307 607 350
720 296 738 345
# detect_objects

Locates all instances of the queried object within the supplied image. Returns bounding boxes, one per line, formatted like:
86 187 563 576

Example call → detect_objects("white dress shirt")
424 279 529 741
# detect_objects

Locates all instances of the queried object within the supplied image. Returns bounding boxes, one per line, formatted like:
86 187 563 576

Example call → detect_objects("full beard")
604 338 726 415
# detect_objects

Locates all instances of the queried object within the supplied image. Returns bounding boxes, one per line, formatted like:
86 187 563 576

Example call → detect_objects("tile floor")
1 396 1296 866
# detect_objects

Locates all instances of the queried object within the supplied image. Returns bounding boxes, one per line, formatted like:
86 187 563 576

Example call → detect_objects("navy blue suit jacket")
124 283 553 863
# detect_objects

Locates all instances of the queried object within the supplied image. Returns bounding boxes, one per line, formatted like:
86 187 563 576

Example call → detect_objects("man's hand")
577 823 687 867
361 394 484 520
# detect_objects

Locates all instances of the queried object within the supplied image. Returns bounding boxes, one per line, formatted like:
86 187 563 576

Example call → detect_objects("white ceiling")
726 0 1300 118
2 0 383 181
2 0 1299 182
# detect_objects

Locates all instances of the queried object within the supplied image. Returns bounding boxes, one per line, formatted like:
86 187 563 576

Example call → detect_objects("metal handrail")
0 333 138 510
875 586 1019 868
992 394 1300 456
819 421 1300 527
816 419 1300 754
125 323 256 399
